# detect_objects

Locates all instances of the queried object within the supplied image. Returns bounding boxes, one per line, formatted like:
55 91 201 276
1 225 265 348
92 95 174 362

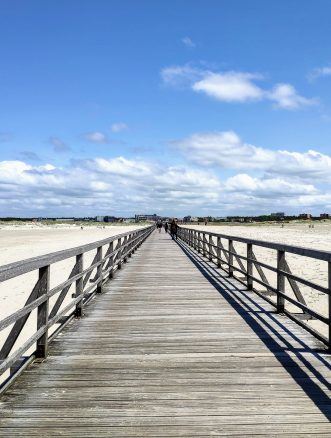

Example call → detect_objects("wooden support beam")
49 263 78 319
96 246 103 294
277 250 286 313
75 254 83 317
247 243 253 290
0 280 39 360
36 265 50 359
228 240 234 277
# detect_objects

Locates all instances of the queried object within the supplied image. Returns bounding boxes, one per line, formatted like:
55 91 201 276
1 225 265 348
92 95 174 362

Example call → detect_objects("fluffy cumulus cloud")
1 124 330 216
1 139 331 217
161 65 315 110
193 72 264 102
0 157 225 216
174 130 331 182
173 131 274 169
224 174 317 197
268 84 316 110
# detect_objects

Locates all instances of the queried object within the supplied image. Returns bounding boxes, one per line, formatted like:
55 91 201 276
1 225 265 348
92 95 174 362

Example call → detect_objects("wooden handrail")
177 226 331 349
0 227 153 283
178 227 331 262
0 225 155 383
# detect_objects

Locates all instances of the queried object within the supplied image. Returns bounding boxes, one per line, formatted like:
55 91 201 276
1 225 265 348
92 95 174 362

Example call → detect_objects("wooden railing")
177 226 331 349
0 225 155 387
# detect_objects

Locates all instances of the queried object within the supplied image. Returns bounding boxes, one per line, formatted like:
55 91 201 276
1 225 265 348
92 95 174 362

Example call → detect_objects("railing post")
117 238 122 270
123 236 128 263
217 236 221 268
108 241 114 279
247 243 253 290
96 246 103 293
75 253 83 317
228 240 234 277
36 265 50 359
128 234 133 257
203 233 207 257
209 235 213 261
131 233 136 255
277 250 285 313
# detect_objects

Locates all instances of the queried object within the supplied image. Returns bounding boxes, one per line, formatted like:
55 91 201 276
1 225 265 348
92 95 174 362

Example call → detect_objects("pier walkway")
0 231 330 436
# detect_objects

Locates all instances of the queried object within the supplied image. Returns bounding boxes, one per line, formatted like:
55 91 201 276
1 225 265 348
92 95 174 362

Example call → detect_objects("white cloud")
111 122 128 133
92 157 153 177
1 131 330 216
0 152 329 217
181 37 196 48
225 174 317 197
161 65 315 110
84 131 109 144
192 72 264 102
174 131 274 169
0 158 224 216
268 83 316 110
161 65 202 87
174 130 331 182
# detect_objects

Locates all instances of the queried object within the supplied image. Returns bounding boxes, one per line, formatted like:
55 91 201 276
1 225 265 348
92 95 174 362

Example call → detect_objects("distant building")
320 213 330 219
227 216 245 223
271 212 285 218
135 214 160 222
96 216 105 222
182 216 199 223
298 213 312 220
104 216 117 223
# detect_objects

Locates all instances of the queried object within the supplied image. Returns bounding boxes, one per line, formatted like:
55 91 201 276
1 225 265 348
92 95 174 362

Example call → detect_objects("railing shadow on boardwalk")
175 237 331 421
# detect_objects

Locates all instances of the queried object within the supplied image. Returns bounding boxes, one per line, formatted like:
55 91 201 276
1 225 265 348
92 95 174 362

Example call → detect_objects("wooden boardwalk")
0 231 330 436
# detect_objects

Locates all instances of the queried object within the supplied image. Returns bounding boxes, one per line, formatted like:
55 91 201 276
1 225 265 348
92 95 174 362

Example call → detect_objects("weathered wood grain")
0 231 330 437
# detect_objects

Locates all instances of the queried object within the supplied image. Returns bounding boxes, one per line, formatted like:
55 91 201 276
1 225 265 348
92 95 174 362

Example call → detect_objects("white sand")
0 223 143 382
186 222 331 340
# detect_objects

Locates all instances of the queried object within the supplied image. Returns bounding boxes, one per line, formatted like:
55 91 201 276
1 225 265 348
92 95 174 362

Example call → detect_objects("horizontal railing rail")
177 226 331 349
0 225 155 388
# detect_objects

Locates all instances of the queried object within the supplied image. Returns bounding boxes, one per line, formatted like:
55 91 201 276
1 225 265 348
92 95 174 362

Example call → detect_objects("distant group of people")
156 219 178 239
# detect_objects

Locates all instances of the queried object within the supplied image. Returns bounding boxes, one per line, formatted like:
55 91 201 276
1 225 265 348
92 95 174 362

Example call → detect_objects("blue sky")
1 0 331 217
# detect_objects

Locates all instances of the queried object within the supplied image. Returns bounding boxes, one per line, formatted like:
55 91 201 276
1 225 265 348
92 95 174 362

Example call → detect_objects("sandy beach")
186 221 331 339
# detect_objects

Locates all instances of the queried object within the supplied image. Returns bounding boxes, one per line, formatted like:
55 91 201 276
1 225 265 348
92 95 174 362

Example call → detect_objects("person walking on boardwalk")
156 220 162 233
170 219 178 240
164 221 169 233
